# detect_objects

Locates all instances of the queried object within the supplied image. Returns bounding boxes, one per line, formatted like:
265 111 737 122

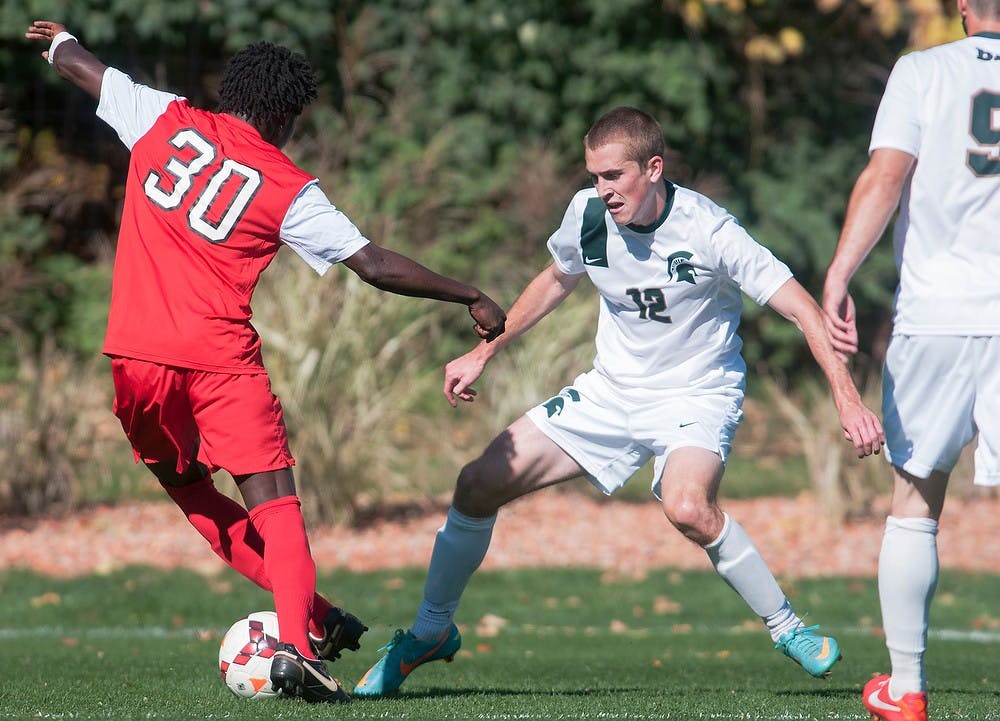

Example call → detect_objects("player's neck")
966 16 1000 36
628 180 672 232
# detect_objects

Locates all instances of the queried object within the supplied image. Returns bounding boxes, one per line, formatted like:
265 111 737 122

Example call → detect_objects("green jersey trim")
626 180 677 234
581 197 610 267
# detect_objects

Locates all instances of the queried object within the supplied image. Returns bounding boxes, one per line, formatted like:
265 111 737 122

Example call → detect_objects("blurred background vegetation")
0 0 978 523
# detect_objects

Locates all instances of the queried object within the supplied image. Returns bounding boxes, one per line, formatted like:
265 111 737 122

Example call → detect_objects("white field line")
1 624 998 643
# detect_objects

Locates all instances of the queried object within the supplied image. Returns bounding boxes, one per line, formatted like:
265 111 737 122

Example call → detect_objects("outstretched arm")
767 278 885 458
342 243 506 341
822 148 914 355
25 21 106 99
444 262 582 406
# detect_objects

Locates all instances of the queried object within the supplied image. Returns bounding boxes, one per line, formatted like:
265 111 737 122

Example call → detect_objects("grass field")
2 566 998 720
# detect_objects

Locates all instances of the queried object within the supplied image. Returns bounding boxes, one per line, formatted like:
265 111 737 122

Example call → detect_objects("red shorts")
110 357 295 476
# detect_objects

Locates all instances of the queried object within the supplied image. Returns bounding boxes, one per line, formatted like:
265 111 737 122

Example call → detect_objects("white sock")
704 513 791 640
879 515 938 698
410 506 496 640
764 599 803 642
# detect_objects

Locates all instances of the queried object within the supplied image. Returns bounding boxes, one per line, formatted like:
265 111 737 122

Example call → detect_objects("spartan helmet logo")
542 388 581 417
667 251 696 284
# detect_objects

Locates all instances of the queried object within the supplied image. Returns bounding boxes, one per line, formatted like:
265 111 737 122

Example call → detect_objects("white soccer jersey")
870 32 1000 335
547 182 793 393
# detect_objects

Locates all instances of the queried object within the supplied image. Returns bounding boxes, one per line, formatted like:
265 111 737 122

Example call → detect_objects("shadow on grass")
361 685 651 700
773 686 858 699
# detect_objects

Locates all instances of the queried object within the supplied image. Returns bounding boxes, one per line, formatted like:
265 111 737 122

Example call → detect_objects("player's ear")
646 155 664 183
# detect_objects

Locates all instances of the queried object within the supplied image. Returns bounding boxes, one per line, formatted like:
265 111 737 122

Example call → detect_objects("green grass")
2 567 998 719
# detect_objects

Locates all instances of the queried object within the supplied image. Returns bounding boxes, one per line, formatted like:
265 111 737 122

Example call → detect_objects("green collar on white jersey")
626 180 677 234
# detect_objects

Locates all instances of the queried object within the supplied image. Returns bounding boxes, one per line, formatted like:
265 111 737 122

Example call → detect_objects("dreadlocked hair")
217 42 318 125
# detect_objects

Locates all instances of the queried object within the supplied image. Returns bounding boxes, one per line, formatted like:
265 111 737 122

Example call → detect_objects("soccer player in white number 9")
353 106 885 698
24 19 506 705
822 2 1000 720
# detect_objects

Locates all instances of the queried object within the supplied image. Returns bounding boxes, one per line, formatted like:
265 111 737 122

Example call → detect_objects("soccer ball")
218 611 282 699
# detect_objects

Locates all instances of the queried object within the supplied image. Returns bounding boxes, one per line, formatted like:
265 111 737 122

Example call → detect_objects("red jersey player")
26 19 506 704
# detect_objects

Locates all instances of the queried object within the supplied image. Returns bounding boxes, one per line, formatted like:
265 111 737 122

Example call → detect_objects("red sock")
163 479 332 638
248 495 318 658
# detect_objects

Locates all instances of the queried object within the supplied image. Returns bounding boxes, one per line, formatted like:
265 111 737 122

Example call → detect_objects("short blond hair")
585 107 665 166
969 0 1000 19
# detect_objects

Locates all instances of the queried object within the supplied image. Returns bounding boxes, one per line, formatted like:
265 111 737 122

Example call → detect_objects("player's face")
585 141 662 227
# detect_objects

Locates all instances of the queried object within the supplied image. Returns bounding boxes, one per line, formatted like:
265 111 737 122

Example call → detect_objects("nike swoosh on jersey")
679 421 698 428
583 255 605 263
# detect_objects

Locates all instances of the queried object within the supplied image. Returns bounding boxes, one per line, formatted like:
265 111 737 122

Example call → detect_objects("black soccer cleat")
269 643 351 704
309 606 369 661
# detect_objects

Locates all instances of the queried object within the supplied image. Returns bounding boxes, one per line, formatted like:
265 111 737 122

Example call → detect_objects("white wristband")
48 31 78 65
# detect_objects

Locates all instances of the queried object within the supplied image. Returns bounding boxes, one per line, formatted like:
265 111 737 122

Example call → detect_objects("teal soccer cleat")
774 623 841 678
353 625 461 697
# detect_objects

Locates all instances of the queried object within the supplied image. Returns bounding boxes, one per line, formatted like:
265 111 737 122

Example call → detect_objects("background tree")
0 0 965 519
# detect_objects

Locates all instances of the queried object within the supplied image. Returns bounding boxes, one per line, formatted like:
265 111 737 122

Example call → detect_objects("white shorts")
882 335 1000 485
525 370 744 498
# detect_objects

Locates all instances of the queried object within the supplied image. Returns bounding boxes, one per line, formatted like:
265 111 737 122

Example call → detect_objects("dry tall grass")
456 287 599 433
252 251 469 522
0 339 139 516
1 274 924 527
0 246 598 524
763 374 892 525
251 248 600 524
16 265 980 528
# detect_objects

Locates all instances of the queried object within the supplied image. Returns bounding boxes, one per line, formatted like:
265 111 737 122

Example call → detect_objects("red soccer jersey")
102 99 315 372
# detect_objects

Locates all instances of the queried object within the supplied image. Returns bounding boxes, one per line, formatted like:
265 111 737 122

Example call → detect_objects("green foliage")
0 226 110 378
3 0 906 371
329 0 734 179
0 203 109 378
735 127 900 374
0 0 923 514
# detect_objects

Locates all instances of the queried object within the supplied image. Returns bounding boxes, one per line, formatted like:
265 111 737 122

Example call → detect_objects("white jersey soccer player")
823 4 1000 719
354 107 884 699
869 30 1000 486
547 183 792 393
528 182 792 497
870 32 1000 336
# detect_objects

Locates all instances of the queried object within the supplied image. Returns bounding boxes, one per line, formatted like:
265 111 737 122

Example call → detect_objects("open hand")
25 20 68 61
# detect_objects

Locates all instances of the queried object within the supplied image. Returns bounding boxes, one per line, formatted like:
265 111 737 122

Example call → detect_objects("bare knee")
235 468 296 510
453 457 506 518
891 468 948 520
661 494 723 546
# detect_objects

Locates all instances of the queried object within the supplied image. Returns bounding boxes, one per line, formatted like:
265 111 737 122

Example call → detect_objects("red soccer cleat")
862 674 927 721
